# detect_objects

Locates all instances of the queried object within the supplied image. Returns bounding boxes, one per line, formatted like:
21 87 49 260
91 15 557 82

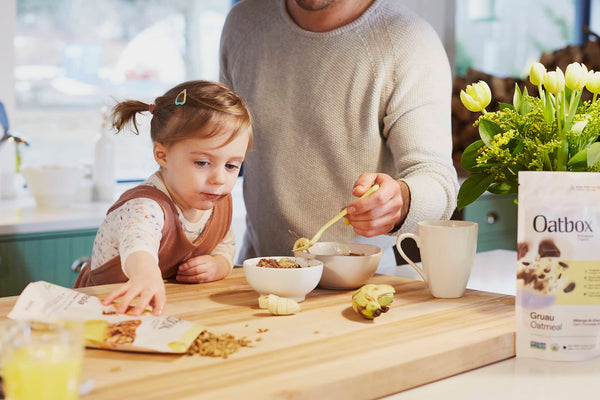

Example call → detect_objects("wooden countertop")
0 269 515 400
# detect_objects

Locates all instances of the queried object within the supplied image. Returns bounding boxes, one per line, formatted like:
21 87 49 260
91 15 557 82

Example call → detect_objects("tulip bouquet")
457 61 600 209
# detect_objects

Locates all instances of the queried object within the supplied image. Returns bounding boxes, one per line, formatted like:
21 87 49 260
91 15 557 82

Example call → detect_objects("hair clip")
175 89 187 105
148 104 155 114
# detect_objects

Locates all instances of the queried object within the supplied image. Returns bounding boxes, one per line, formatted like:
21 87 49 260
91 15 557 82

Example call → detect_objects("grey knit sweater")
220 0 459 263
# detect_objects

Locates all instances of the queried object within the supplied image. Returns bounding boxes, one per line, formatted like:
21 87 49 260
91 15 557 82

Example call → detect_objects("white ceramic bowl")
22 166 83 209
243 256 323 302
294 242 383 289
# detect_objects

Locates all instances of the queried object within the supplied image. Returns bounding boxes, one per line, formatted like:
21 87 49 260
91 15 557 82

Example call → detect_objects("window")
13 0 234 181
455 0 577 78
8 0 600 183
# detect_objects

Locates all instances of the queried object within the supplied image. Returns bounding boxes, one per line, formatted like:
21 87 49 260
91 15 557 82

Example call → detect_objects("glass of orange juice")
0 320 84 400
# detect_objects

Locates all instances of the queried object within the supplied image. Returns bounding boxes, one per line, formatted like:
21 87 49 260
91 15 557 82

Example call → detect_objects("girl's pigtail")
112 100 150 135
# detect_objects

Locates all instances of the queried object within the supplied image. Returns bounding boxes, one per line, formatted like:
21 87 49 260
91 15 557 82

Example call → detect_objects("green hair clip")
175 89 187 105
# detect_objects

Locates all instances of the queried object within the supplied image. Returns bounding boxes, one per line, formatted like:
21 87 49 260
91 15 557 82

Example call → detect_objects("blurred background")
1 0 600 181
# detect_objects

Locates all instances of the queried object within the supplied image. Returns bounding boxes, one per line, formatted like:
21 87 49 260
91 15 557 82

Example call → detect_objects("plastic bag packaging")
516 171 600 360
7 281 204 354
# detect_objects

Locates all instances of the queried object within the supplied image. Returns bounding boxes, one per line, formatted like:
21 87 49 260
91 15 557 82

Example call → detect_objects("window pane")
455 0 576 77
589 0 600 36
14 0 232 181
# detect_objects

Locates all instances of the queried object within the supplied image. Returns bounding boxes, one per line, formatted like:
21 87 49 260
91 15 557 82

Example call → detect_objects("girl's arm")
99 197 166 315
102 251 166 316
176 229 235 283
176 254 232 283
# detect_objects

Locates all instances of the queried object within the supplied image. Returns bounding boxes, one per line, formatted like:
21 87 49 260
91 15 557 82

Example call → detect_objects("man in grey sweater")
220 0 459 270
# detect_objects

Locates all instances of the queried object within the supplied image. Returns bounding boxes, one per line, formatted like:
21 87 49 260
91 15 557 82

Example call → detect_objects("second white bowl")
294 242 382 289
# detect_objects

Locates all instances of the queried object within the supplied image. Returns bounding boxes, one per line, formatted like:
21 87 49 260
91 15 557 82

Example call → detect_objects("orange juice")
1 321 84 400
2 343 82 400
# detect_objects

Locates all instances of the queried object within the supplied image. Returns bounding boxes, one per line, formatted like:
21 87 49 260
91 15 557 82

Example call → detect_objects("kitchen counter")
3 181 599 398
391 250 600 400
0 195 113 235
0 178 130 235
0 268 515 399
0 247 598 398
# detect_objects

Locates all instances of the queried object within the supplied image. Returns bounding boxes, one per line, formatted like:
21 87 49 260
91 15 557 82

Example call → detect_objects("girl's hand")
345 173 411 237
176 254 231 283
102 252 166 316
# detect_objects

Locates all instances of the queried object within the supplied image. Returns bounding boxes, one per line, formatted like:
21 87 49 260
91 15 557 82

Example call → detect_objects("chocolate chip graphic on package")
517 257 570 295
538 239 561 258
563 282 576 293
517 242 529 259
517 267 536 285
516 171 600 361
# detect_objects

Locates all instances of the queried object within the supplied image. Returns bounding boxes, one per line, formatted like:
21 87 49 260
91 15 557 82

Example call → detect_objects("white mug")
396 220 478 298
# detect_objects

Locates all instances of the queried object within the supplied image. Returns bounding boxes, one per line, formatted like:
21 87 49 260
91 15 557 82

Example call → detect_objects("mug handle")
396 233 427 282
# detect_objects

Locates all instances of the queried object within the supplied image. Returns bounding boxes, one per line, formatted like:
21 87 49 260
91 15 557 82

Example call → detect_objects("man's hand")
345 173 410 237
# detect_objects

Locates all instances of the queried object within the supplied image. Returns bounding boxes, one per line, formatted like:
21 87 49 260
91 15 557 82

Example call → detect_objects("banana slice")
258 294 301 315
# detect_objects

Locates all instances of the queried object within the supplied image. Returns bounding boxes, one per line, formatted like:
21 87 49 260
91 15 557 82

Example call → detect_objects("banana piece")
258 294 301 315
258 295 269 309
351 284 395 319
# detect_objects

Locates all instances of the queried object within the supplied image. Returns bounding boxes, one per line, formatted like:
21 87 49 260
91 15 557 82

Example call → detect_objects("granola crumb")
314 330 320 334
110 366 121 372
255 337 262 342
257 328 269 333
186 330 253 359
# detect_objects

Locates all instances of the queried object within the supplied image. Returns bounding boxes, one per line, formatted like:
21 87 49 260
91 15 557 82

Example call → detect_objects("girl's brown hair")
112 80 253 149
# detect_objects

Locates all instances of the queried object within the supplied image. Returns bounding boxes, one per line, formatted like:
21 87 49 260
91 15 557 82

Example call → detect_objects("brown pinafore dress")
73 185 232 288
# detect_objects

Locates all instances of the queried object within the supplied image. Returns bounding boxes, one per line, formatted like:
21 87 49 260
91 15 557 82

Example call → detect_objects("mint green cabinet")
462 194 517 252
0 228 97 297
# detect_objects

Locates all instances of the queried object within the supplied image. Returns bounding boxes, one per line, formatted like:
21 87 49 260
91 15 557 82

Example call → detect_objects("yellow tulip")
529 62 546 86
565 62 588 91
460 80 492 113
586 70 600 94
544 67 565 94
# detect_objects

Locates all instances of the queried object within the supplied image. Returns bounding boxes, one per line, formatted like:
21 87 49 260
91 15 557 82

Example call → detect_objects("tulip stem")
556 91 568 171
556 92 563 135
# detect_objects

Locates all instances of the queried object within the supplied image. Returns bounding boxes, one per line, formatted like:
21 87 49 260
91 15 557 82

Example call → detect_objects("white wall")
0 0 16 184
0 0 15 115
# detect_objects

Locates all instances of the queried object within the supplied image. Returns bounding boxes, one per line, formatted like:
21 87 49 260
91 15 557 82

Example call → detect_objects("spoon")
292 184 380 252
288 229 311 254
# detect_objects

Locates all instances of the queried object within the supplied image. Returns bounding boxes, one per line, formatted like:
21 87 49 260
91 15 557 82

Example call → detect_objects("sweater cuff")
390 175 450 236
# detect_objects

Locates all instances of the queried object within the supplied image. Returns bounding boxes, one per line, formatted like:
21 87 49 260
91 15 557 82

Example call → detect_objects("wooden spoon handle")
308 184 380 244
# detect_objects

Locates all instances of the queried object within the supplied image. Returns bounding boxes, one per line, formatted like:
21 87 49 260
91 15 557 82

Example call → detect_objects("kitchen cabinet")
462 193 517 252
0 228 96 297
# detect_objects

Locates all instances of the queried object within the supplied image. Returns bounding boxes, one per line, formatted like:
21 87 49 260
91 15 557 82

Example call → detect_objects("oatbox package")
8 281 204 353
517 171 600 360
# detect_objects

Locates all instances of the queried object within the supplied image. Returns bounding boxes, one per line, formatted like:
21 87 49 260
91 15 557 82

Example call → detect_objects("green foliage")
458 90 600 210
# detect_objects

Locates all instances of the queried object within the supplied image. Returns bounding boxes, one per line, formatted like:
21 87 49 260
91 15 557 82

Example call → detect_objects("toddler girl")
74 80 253 316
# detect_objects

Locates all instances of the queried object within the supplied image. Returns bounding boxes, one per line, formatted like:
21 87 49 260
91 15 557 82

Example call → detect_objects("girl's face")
154 129 250 213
